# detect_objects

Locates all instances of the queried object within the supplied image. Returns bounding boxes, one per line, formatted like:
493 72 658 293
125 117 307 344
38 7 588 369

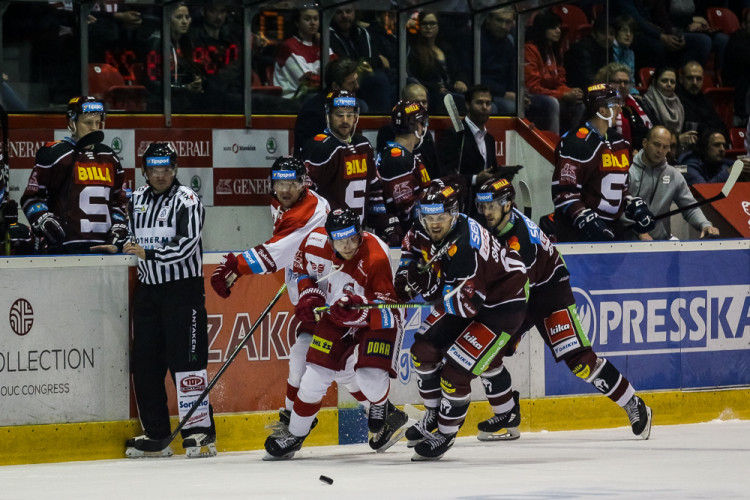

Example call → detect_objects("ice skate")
125 435 173 458
624 395 652 440
368 401 409 452
477 390 521 441
265 408 317 437
262 429 306 461
182 431 217 458
411 431 456 461
404 406 438 448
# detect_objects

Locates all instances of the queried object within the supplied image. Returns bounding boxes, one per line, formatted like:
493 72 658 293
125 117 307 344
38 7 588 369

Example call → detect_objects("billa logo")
266 137 278 154
9 298 34 336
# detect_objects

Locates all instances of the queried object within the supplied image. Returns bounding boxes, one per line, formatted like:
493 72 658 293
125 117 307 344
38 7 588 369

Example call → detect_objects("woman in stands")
642 66 697 149
273 8 335 100
523 11 584 135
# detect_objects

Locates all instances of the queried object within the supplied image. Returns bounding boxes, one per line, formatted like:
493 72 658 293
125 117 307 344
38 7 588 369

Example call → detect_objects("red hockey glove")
295 287 326 322
211 252 240 298
329 295 369 326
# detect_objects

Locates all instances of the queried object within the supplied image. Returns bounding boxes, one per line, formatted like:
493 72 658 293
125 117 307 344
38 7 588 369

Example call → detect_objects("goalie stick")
654 159 743 221
444 94 465 174
152 282 288 451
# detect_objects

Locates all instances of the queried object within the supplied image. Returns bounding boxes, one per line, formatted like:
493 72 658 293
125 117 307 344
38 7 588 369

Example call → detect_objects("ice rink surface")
2 420 748 500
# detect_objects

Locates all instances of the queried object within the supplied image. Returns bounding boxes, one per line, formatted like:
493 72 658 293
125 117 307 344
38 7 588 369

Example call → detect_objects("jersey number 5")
79 185 112 233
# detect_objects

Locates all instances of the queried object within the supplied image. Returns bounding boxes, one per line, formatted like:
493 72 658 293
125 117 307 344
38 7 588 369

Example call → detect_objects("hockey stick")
654 159 743 221
444 94 465 174
314 301 435 314
518 180 532 218
0 103 10 255
155 282 287 450
418 235 461 273
74 130 105 152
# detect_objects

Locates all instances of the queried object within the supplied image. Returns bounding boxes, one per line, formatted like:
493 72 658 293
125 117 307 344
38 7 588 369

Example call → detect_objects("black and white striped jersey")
129 180 204 284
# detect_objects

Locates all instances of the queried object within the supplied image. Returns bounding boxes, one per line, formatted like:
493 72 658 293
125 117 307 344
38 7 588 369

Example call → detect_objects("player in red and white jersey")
210 156 331 426
20 96 127 254
263 208 408 460
394 182 529 460
375 99 432 246
473 178 652 442
552 84 655 242
300 90 386 228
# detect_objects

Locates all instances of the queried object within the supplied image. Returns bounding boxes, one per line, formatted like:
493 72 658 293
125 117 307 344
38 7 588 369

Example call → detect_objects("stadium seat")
88 63 147 111
251 70 283 96
552 4 592 51
639 67 655 88
704 86 736 131
706 7 740 35
726 127 746 158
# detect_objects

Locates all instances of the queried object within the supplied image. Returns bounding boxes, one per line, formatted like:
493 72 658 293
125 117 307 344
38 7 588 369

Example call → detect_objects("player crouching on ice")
474 178 652 441
263 208 409 460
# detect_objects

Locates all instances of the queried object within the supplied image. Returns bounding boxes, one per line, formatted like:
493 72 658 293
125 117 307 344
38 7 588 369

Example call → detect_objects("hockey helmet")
66 96 106 123
392 99 428 135
325 90 359 115
325 208 361 241
584 83 624 116
419 181 460 220
476 177 515 206
142 142 178 173
270 155 306 184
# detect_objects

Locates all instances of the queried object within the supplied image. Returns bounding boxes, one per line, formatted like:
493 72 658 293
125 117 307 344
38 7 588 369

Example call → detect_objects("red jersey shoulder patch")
314 133 329 142
575 127 589 139
390 147 402 157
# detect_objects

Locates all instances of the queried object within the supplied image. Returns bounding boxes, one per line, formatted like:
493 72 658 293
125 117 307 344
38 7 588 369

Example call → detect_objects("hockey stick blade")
654 160 743 221
444 94 463 133
518 180 532 218
74 130 105 152
154 282 288 451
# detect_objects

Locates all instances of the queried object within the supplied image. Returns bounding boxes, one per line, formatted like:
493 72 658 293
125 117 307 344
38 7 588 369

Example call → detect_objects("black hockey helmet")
392 99 428 134
325 208 361 241
476 177 515 207
270 155 306 184
419 180 460 220
142 142 178 173
66 96 106 123
324 90 359 115
584 83 624 117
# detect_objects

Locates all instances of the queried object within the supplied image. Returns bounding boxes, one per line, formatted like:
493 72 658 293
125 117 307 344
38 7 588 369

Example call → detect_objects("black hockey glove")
106 216 129 246
404 261 443 300
1 198 18 225
31 212 66 245
574 209 615 241
625 196 656 234
382 216 404 248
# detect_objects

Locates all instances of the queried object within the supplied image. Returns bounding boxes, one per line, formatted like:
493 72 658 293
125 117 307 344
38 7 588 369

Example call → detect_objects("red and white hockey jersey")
292 228 402 332
237 188 329 304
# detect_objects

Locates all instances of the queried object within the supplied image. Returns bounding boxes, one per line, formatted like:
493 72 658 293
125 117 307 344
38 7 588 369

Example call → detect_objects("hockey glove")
406 261 443 300
382 216 404 248
295 287 326 323
625 196 656 234
1 199 18 225
106 223 129 246
574 209 615 241
394 265 416 302
211 252 240 298
329 295 369 326
31 212 66 245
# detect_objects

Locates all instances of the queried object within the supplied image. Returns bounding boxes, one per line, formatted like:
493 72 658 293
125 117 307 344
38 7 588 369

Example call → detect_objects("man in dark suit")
438 85 519 215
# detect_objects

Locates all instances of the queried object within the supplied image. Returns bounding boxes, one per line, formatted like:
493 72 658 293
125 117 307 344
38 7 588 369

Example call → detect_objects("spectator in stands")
628 126 719 240
642 66 697 150
377 83 440 180
722 8 750 123
666 3 727 76
407 11 469 115
329 6 392 113
293 58 364 156
681 128 732 185
190 0 242 112
676 61 727 137
594 62 652 147
477 6 518 115
564 16 615 91
365 11 398 81
273 8 335 100
88 2 144 64
613 15 637 82
612 0 710 71
524 10 584 135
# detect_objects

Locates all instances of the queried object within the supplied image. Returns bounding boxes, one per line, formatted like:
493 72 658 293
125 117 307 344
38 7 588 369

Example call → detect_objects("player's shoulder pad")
176 186 200 207
306 228 329 248
35 141 73 164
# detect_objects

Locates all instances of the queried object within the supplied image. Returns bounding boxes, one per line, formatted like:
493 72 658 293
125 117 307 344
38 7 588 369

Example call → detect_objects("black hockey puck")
319 475 334 485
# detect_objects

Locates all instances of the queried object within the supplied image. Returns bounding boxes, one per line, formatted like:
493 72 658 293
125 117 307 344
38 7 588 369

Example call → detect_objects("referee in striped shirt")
123 142 217 458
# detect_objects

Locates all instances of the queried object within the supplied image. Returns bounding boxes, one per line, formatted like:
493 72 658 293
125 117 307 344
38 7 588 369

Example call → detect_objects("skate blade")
186 443 217 458
477 427 521 441
262 451 296 461
411 451 445 461
637 407 653 440
374 425 410 454
125 447 173 458
403 404 425 421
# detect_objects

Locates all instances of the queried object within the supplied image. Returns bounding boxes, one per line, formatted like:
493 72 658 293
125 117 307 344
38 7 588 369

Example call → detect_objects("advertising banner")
0 264 130 426
545 245 750 395
211 129 289 167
